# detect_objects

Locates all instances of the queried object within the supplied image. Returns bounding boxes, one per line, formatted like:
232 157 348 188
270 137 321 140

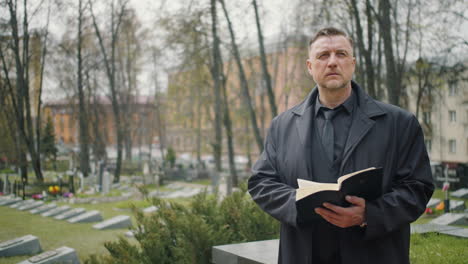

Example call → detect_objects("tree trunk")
210 0 223 172
219 0 264 152
252 0 277 117
77 0 90 177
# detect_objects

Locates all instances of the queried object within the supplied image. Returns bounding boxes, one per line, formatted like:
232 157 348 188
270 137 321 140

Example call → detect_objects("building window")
448 81 457 96
449 139 456 153
449 111 456 123
424 139 432 152
423 112 431 124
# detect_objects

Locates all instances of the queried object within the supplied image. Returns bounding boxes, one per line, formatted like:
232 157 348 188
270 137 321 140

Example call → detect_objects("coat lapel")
293 88 317 148
341 82 386 171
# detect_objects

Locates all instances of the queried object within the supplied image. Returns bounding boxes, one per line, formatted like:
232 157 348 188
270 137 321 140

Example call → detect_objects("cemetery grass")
410 232 468 264
0 197 192 264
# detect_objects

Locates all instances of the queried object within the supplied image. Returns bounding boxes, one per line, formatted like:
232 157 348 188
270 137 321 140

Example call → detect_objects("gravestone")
93 215 132 230
439 228 468 239
41 206 71 217
450 200 465 211
142 206 158 213
426 198 441 208
212 239 279 264
10 200 34 209
18 201 44 211
17 246 79 264
430 213 468 225
0 235 42 257
451 188 468 199
102 170 111 194
30 203 57 214
68 210 102 223
54 208 86 220
410 223 461 234
0 197 22 206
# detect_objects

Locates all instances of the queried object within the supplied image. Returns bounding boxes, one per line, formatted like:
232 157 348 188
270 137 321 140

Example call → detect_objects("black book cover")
296 167 383 222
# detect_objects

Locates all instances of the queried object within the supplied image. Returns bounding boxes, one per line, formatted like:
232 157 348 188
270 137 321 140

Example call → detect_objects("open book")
296 167 383 221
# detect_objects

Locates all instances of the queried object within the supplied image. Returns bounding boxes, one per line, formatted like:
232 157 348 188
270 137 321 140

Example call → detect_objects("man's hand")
314 195 366 228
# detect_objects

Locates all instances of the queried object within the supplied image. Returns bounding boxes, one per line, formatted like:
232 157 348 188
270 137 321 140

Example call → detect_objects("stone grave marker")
212 239 279 264
9 199 33 209
0 235 42 257
142 205 158 213
430 213 468 226
0 197 22 206
93 215 132 230
17 246 79 264
41 206 71 217
426 198 441 208
439 228 468 239
451 188 468 199
54 208 86 220
102 170 111 194
68 210 103 223
18 201 44 211
450 200 465 211
30 203 57 214
410 223 461 234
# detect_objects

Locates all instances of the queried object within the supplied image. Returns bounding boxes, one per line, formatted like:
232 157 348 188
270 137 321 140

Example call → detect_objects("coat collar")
293 81 387 158
292 81 386 118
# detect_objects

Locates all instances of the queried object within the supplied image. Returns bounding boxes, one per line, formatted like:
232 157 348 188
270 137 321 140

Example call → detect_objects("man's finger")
345 195 365 206
323 202 351 215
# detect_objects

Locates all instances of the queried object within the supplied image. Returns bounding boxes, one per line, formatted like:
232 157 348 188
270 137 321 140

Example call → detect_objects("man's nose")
327 54 338 67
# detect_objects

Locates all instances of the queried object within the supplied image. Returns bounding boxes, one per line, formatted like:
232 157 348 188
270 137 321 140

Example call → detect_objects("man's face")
306 35 356 91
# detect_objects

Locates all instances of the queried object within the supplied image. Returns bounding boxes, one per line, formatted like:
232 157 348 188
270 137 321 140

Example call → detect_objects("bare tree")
219 0 263 152
89 0 129 182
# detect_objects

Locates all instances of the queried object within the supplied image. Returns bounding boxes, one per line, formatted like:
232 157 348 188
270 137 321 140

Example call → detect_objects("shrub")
86 182 279 264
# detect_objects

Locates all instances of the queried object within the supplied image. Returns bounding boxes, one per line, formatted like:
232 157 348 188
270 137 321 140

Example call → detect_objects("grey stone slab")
451 188 468 199
30 203 57 214
450 200 466 211
142 206 158 213
54 208 86 220
410 223 462 234
41 206 71 217
10 200 34 209
18 201 44 211
68 210 102 223
0 235 42 257
430 213 468 225
93 215 132 230
17 246 79 264
212 239 279 264
426 198 441 208
0 197 22 206
439 228 468 238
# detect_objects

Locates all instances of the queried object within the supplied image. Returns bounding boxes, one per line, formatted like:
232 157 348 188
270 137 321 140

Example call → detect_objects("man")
248 27 434 264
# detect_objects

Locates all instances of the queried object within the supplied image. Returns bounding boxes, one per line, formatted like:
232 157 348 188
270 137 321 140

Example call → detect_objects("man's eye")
337 52 347 57
318 54 329 59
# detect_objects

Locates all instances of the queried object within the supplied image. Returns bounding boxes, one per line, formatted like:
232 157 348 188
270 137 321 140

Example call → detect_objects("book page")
296 182 339 200
337 167 376 186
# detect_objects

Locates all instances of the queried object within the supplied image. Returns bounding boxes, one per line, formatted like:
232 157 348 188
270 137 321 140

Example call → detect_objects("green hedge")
85 183 279 264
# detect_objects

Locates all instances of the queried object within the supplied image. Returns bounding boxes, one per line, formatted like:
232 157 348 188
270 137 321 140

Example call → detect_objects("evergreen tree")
41 116 57 162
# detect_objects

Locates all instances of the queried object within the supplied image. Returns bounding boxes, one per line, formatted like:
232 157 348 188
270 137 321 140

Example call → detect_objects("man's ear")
306 59 313 75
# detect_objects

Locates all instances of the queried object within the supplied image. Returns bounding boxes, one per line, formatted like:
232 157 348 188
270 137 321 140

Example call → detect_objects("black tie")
322 109 335 162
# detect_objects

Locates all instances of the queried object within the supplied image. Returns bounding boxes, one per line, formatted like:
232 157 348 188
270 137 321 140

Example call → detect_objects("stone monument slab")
18 201 44 211
0 197 22 206
17 246 79 264
93 215 132 230
68 210 102 223
430 213 468 225
41 206 71 217
0 235 42 257
142 206 158 213
54 208 86 220
426 198 441 208
451 188 468 199
10 200 34 209
212 239 279 264
439 228 468 239
30 203 57 214
410 223 461 234
450 200 465 211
